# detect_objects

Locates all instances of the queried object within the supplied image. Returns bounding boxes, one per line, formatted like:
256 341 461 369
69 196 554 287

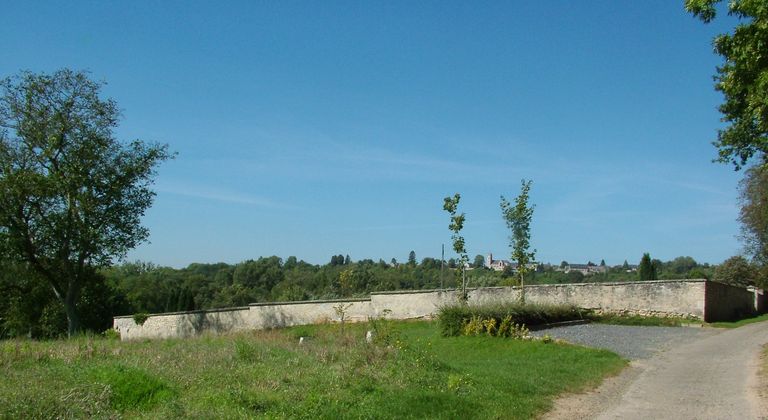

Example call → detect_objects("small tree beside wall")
443 193 470 302
500 179 536 303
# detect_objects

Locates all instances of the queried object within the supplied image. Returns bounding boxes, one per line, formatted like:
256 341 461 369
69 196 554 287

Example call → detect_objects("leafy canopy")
739 164 768 270
500 179 536 278
686 0 768 169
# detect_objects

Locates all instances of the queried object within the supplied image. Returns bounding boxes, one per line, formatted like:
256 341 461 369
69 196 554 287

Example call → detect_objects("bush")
132 313 149 326
437 302 586 337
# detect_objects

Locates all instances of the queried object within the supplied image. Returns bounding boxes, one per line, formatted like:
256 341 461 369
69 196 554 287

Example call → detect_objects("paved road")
546 322 768 420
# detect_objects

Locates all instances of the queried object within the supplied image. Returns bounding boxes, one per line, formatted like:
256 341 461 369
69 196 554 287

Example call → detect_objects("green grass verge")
592 314 686 327
0 321 626 419
709 313 768 328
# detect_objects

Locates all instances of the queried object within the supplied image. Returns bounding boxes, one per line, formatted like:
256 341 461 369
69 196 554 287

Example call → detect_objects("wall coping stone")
248 297 371 307
114 305 251 319
521 279 707 288
370 288 456 295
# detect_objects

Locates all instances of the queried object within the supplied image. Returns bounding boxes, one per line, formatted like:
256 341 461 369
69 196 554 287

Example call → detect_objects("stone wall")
113 280 759 340
522 280 708 319
114 306 252 340
704 281 756 322
247 298 373 330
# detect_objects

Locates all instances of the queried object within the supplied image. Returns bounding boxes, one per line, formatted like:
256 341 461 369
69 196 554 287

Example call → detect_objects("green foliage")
437 302 585 337
686 0 768 169
132 313 149 326
446 373 475 395
709 313 768 328
501 179 536 301
687 268 710 280
713 255 758 287
0 262 128 338
739 165 768 281
593 314 685 327
102 329 121 340
443 193 470 300
566 270 585 283
667 256 699 275
638 253 658 280
0 69 172 336
90 364 174 411
233 339 259 362
462 316 484 336
461 315 529 339
366 310 399 346
472 254 486 268
333 302 353 334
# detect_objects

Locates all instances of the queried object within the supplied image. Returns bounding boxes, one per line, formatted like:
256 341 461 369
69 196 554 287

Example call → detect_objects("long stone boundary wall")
113 280 764 340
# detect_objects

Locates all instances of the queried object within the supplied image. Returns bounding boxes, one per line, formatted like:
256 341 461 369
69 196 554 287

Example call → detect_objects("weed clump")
438 302 585 337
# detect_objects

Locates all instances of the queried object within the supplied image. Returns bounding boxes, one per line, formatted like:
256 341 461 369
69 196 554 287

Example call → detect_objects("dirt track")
545 322 768 420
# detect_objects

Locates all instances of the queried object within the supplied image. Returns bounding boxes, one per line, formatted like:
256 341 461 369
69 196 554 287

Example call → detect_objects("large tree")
0 69 172 336
686 0 768 169
714 255 758 287
408 250 417 266
500 179 535 302
688 1 768 284
739 164 768 269
472 254 486 269
638 253 658 281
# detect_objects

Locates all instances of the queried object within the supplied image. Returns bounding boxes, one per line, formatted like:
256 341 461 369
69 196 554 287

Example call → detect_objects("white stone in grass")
366 330 375 343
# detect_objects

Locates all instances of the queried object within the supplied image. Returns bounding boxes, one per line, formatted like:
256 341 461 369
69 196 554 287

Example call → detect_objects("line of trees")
0 251 734 339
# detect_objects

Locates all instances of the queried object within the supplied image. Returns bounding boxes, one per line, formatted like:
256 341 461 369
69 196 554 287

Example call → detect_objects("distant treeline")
0 254 720 338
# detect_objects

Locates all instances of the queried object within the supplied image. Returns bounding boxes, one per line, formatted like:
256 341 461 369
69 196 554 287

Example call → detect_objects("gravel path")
543 321 768 419
530 323 718 360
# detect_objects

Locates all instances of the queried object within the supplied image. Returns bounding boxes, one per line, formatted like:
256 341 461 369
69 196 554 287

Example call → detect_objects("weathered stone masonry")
113 280 765 340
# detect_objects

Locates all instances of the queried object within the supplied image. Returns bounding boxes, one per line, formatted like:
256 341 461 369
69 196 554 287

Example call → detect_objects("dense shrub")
437 302 587 337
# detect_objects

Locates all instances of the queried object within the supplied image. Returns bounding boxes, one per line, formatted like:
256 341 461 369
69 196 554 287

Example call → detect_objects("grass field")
709 313 768 328
0 320 626 419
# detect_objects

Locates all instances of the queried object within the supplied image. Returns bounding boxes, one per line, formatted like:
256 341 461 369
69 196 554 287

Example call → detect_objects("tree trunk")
64 292 81 338
63 276 81 338
519 272 525 303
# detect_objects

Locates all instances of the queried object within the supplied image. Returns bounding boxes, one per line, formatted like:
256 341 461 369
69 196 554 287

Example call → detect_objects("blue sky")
1 1 744 267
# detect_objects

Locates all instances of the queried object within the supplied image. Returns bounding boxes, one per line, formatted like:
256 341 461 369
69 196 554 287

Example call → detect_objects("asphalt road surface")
544 322 768 420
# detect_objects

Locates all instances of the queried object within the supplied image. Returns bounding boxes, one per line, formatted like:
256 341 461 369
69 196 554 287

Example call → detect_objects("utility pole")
440 243 445 290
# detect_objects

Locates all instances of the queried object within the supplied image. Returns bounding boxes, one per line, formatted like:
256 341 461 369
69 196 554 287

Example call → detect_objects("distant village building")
485 253 513 271
556 263 607 276
485 253 537 272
